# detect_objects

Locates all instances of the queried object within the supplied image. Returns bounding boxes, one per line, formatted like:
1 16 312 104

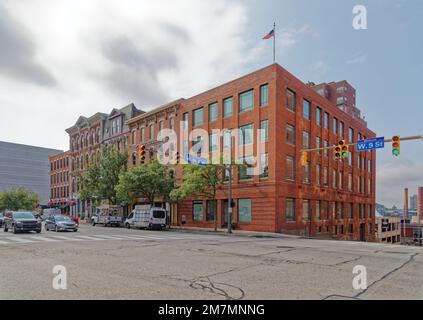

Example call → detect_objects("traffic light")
335 140 348 160
392 136 400 156
301 151 308 167
139 145 146 164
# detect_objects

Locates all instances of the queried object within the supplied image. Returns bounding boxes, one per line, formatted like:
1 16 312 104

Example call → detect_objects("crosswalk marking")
91 235 126 240
49 235 85 241
74 235 107 241
29 236 59 242
5 237 34 243
111 234 165 240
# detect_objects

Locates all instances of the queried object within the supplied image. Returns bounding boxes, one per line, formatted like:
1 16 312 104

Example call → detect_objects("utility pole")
227 129 233 234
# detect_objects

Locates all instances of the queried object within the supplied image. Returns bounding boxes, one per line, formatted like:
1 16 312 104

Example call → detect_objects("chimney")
404 188 409 219
418 187 423 223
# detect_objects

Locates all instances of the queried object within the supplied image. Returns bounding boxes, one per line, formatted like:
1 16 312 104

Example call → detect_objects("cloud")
377 159 423 207
277 24 315 48
346 54 367 65
311 60 330 76
0 3 55 86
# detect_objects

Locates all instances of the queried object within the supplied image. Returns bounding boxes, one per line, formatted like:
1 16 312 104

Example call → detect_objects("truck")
124 205 167 230
91 204 124 227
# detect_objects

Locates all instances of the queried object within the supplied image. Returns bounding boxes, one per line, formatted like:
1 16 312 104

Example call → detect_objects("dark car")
45 215 78 232
0 213 4 227
3 211 42 234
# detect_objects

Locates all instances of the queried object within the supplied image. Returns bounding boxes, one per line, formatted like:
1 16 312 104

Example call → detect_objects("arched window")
86 133 89 147
97 128 101 143
169 117 175 130
149 124 155 141
91 131 95 145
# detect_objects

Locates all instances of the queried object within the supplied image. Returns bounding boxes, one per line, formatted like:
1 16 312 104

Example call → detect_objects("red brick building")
48 150 71 212
127 63 376 241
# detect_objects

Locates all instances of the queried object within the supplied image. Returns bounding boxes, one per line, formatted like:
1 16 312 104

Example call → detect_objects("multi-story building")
127 63 376 241
58 103 143 217
48 151 72 212
375 216 401 244
0 141 62 205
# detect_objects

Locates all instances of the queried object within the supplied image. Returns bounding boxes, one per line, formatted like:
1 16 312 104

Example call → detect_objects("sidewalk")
167 225 302 239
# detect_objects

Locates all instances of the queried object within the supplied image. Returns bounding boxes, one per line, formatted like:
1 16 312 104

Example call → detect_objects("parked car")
0 213 4 227
41 208 61 221
45 215 78 232
3 211 42 234
124 205 167 230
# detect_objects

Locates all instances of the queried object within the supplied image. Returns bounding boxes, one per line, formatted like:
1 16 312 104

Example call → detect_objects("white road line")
0 240 10 244
5 237 34 243
92 235 126 240
28 236 59 242
74 235 107 241
48 235 85 241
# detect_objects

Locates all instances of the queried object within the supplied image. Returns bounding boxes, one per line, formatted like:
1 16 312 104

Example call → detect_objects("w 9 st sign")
356 137 385 152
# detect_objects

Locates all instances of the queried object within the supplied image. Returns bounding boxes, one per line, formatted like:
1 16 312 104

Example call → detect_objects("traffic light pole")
300 134 423 153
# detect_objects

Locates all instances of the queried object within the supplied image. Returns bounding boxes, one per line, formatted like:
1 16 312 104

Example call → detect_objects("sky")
0 0 422 207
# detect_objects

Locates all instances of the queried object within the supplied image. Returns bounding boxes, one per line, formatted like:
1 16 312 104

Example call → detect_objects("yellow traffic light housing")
301 151 308 167
392 136 400 156
335 140 347 160
139 145 146 164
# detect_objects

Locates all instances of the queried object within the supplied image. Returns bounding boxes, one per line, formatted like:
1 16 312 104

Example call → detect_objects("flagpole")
273 22 276 63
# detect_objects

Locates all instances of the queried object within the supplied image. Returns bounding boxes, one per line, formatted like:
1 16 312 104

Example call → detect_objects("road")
0 223 422 300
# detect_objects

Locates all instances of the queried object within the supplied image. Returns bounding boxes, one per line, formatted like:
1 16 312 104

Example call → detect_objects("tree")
170 164 225 231
116 160 175 206
74 147 128 205
0 187 40 211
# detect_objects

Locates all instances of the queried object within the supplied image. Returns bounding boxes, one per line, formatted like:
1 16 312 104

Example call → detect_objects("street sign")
186 154 209 166
356 137 385 152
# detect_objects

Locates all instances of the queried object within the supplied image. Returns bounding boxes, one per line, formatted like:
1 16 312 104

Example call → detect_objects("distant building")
375 216 401 244
0 141 62 205
410 194 418 211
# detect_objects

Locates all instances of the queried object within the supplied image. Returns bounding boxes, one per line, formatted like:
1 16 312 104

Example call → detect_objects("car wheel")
13 225 18 234
45 225 49 231
36 230 41 234
126 223 130 229
73 229 78 232
4 224 8 232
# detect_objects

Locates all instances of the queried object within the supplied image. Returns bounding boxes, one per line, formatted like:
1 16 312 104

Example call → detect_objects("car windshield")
54 215 72 222
13 212 35 219
153 210 165 219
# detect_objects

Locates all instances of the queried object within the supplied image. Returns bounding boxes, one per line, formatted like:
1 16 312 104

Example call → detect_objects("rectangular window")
349 224 354 234
302 131 310 149
368 179 372 195
324 140 329 157
323 167 329 186
209 133 218 152
149 124 155 141
223 97 233 118
340 121 344 138
323 201 329 220
316 137 321 156
239 156 254 180
333 118 338 135
209 102 218 122
192 201 203 222
303 99 311 120
193 108 204 127
333 169 337 189
286 89 296 112
260 84 269 106
239 123 254 145
348 152 353 166
338 202 344 219
238 199 252 223
324 112 329 130
349 203 354 218
338 171 343 190
303 162 310 184
286 124 295 145
349 127 354 142
316 201 321 220
348 173 353 191
368 160 372 172
239 89 254 113
316 164 321 186
286 198 295 222
206 200 217 222
260 153 269 178
316 107 322 126
260 120 269 142
131 130 136 145
286 156 295 181
302 200 310 221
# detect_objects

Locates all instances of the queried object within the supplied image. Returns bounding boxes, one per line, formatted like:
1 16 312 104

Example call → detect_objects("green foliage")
0 187 40 211
74 147 128 205
170 165 225 202
116 160 175 205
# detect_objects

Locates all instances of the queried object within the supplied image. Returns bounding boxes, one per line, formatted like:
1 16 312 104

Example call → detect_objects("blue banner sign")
356 137 385 152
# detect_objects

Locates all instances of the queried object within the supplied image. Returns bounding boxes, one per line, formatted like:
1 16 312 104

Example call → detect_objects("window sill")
239 108 254 114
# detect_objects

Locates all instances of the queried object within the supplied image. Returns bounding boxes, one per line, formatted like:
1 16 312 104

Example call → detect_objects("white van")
125 205 167 230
